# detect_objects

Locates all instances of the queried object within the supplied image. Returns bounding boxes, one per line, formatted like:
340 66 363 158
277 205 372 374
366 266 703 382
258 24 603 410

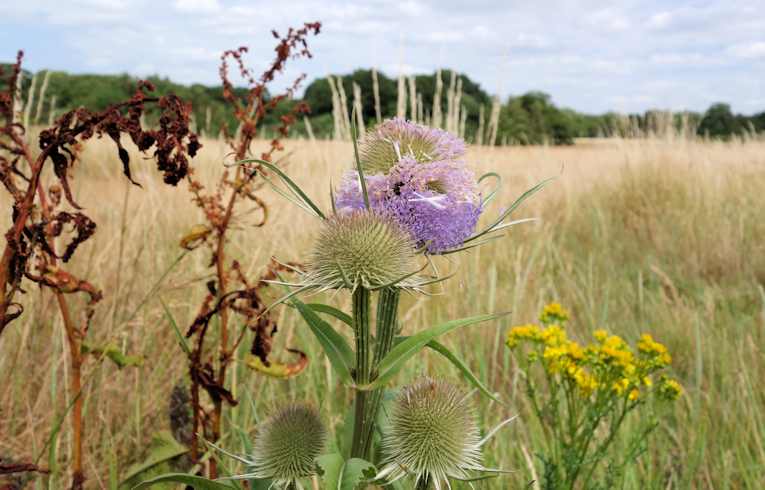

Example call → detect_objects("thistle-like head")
376 378 485 489
304 210 424 291
205 404 326 489
250 404 326 488
360 118 465 174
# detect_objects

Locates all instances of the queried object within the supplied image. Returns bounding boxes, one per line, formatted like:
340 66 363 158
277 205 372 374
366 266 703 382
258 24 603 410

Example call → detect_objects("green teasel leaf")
237 158 326 219
423 338 503 405
339 458 376 490
292 298 354 384
316 453 344 489
317 454 376 490
120 431 188 489
362 313 509 390
131 473 236 490
306 303 353 328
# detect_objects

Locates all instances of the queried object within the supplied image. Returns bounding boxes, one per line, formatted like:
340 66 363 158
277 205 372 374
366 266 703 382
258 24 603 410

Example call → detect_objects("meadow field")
1 135 764 489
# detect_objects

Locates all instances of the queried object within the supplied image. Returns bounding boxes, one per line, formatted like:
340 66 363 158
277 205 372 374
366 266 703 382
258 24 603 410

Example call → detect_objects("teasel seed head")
250 404 326 487
376 378 515 489
305 210 424 291
207 404 326 489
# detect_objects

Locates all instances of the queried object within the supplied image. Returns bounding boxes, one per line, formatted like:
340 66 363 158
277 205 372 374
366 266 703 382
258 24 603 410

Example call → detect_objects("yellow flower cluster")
539 302 569 325
657 375 683 401
505 323 542 348
506 303 682 403
637 333 672 367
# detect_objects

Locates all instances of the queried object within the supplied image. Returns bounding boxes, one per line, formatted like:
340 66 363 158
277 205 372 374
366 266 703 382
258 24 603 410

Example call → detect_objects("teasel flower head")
376 378 515 489
334 156 482 253
303 210 427 291
207 404 326 489
360 117 466 174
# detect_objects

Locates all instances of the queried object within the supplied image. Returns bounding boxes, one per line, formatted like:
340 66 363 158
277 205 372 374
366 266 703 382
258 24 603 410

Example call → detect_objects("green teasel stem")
374 288 400 365
351 287 372 458
357 288 401 456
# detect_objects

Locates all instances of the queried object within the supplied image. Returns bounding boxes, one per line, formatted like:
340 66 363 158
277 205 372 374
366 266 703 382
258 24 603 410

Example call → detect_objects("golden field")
1 136 764 488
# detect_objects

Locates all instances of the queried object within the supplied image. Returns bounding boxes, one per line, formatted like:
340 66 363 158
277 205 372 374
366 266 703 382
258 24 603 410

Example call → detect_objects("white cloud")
729 42 765 59
587 8 630 32
3 0 763 114
173 0 221 13
648 11 673 30
398 0 426 16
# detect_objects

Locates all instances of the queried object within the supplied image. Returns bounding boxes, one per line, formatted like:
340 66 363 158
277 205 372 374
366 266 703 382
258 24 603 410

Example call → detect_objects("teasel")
238 115 545 464
207 404 326 489
375 378 516 489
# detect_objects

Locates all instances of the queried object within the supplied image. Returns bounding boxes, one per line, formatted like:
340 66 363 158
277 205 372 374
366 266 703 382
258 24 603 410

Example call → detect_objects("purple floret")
334 119 482 253
383 186 482 253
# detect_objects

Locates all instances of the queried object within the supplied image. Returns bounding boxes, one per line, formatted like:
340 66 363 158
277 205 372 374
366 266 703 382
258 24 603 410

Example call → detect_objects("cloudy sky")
2 0 764 114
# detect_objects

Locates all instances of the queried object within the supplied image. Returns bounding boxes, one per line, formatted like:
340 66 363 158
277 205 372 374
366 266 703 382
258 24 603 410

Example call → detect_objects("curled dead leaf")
245 348 308 378
180 224 212 250
29 265 103 305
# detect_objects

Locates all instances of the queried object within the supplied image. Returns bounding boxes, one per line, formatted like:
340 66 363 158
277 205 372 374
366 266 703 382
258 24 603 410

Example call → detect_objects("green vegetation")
3 63 763 144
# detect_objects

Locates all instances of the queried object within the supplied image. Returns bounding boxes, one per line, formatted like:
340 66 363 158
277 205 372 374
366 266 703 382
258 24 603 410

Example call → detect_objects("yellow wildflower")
658 376 683 401
613 377 630 395
506 324 542 348
593 329 608 342
568 341 585 360
573 368 598 395
628 389 640 401
541 325 567 346
637 334 673 367
540 302 569 325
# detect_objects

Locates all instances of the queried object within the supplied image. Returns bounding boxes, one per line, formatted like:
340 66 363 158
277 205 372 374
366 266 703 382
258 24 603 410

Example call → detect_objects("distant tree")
752 111 765 132
497 91 576 145
697 103 742 139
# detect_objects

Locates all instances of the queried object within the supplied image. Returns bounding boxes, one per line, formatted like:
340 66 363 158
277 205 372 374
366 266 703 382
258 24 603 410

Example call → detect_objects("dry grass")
1 136 764 488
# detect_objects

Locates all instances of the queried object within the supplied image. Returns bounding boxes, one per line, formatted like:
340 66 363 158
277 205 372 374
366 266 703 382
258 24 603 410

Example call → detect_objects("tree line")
2 64 763 145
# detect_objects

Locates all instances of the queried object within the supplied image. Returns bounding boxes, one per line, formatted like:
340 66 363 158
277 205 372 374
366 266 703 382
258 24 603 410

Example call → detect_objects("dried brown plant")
0 51 200 489
177 21 320 478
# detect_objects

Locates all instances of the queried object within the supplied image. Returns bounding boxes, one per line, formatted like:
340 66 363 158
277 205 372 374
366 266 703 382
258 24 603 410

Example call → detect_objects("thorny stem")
351 287 371 459
358 288 400 457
